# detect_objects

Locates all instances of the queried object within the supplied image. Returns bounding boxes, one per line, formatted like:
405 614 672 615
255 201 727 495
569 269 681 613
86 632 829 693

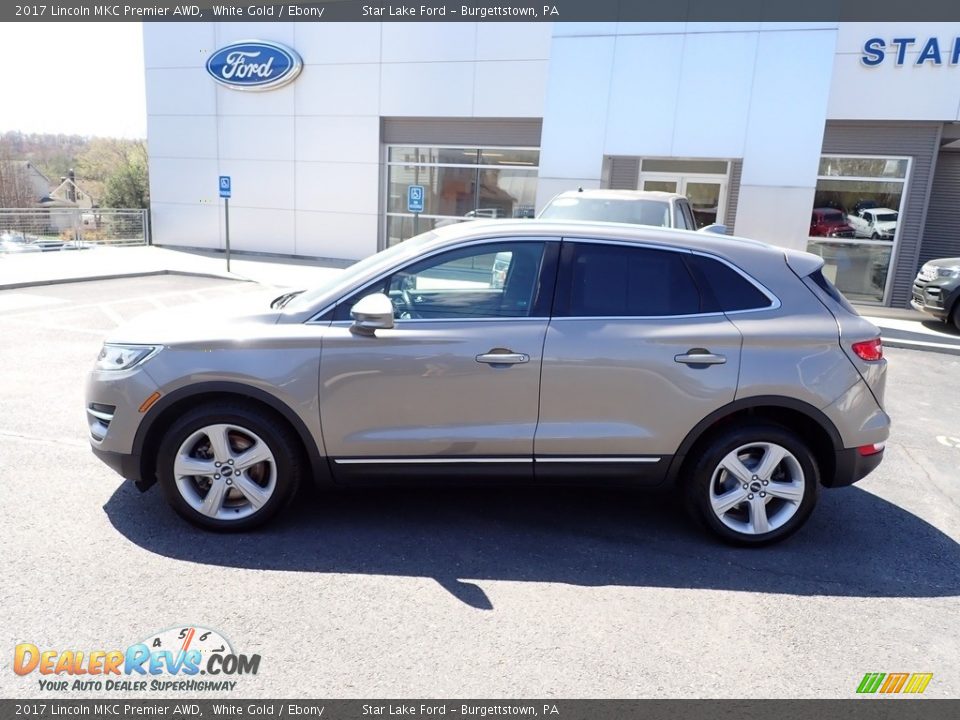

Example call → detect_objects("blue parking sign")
407 185 424 213
219 175 231 198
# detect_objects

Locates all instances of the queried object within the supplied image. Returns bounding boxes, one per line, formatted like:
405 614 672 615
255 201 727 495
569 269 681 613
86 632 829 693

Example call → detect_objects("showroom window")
806 155 909 304
385 146 540 247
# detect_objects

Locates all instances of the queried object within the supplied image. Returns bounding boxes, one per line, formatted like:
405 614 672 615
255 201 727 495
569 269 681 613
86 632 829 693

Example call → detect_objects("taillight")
858 442 885 456
852 337 883 361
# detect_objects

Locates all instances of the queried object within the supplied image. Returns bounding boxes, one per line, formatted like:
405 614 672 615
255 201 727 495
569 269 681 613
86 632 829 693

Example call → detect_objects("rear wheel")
156 403 302 531
683 424 819 546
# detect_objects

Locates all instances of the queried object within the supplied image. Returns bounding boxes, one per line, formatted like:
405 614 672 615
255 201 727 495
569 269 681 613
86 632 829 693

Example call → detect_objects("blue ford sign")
206 40 303 91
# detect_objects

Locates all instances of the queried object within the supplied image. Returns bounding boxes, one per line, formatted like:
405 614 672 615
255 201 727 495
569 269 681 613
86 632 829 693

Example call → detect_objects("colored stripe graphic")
903 673 934 694
856 672 933 694
880 673 909 693
857 673 886 693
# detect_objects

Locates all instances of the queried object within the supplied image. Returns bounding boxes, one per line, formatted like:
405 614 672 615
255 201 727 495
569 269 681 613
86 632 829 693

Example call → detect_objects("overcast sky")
0 23 146 138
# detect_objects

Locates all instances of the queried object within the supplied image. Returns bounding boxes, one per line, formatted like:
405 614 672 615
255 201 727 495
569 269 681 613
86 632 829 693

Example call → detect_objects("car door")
318 238 558 482
534 239 745 484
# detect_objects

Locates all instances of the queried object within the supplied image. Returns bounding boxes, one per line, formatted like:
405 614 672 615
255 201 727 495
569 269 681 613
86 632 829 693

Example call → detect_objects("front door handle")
674 350 727 365
476 351 529 365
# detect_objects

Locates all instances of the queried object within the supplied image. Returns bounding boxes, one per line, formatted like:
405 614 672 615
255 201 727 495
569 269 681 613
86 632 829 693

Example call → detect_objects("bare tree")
0 151 37 208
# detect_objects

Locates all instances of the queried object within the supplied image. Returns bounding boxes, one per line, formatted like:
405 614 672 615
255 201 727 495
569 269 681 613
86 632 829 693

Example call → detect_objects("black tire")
951 303 960 334
682 423 820 546
156 403 303 531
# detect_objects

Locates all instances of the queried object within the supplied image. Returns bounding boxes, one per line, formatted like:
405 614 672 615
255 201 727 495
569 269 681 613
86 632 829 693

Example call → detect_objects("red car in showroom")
810 208 856 238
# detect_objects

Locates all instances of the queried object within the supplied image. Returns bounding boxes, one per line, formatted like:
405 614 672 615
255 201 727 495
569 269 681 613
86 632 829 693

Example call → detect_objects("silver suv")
86 221 889 545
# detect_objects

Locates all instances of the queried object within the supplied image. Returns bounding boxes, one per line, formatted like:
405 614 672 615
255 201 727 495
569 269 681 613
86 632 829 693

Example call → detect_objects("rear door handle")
674 350 727 365
476 352 529 365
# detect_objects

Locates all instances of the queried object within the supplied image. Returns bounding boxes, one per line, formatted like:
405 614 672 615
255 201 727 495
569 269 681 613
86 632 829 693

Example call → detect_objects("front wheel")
683 424 819 546
951 303 960 333
156 403 302 531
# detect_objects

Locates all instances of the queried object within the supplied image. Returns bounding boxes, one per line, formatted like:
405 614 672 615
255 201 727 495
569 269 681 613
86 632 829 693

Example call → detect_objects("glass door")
641 173 726 230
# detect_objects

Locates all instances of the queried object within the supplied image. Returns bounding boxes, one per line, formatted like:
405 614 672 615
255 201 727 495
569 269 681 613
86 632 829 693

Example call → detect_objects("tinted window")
685 254 772 312
335 242 546 321
673 202 689 230
540 197 672 227
681 201 697 231
806 268 857 315
558 243 701 317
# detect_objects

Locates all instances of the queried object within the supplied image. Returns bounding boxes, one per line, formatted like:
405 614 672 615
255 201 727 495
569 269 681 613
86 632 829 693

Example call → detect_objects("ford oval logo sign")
206 40 302 91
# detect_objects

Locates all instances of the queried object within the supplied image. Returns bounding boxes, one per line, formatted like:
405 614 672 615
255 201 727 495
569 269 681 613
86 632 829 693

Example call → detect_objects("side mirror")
350 293 395 336
698 223 728 235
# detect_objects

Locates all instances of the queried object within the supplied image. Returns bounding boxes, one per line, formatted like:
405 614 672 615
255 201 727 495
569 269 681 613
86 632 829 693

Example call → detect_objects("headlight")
95 344 161 371
936 266 960 279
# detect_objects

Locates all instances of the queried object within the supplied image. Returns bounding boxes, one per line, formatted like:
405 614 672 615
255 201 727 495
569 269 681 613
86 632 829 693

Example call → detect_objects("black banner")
7 0 960 22
1 700 958 720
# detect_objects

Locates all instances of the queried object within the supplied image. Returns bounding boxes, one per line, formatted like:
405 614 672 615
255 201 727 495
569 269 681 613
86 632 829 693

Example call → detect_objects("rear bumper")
826 447 884 488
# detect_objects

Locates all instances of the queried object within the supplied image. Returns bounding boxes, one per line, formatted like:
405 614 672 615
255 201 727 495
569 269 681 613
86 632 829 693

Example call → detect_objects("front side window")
556 243 702 317
335 242 546 321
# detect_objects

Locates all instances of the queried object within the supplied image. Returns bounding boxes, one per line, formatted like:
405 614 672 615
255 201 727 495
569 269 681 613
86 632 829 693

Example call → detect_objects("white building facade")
144 21 960 307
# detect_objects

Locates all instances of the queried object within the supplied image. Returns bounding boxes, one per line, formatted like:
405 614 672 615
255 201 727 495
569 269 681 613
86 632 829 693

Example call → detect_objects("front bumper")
911 277 960 320
91 446 148 488
826 447 884 488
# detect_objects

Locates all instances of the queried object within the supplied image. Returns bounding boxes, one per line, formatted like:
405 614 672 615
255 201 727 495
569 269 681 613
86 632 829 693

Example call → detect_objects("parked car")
911 257 960 330
0 232 42 253
809 208 856 238
539 189 725 233
847 207 898 240
86 220 888 545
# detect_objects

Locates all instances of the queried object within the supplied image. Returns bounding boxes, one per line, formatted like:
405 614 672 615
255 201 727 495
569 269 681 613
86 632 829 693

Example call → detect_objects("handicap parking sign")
219 176 231 198
407 185 424 213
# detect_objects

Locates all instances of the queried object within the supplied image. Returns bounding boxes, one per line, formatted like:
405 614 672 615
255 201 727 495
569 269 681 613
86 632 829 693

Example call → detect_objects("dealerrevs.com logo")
13 626 260 692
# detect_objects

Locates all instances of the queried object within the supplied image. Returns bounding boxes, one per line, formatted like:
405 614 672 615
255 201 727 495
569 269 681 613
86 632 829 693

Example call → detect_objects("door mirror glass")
350 293 395 335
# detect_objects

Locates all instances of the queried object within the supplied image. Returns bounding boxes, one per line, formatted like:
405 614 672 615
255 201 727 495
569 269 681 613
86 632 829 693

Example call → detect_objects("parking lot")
1 275 958 698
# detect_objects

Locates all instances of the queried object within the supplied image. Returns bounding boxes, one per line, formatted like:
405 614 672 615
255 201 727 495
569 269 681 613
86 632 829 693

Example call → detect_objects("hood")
104 290 283 346
924 257 960 269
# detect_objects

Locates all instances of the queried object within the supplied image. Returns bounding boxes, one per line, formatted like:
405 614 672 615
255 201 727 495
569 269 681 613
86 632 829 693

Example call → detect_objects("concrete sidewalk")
2 244 959 355
0 245 348 291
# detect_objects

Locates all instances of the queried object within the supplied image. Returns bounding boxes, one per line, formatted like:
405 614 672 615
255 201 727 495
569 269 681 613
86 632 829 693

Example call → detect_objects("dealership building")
144 21 960 307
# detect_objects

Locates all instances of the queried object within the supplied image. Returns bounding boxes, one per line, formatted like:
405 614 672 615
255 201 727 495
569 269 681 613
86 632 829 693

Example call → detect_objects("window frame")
551 238 779 320
806 153 912 306
384 143 541 249
324 238 560 324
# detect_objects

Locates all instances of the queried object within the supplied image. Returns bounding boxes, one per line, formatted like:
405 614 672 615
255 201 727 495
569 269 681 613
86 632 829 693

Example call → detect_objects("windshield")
540 197 671 227
822 211 844 222
875 213 898 223
285 231 438 312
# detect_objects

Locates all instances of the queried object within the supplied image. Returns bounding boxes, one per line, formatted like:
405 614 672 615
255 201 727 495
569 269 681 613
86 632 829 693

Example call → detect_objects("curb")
0 269 250 291
881 337 960 357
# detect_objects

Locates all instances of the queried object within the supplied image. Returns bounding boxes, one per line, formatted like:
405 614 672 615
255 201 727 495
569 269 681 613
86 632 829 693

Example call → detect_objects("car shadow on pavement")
921 320 960 336
104 483 960 609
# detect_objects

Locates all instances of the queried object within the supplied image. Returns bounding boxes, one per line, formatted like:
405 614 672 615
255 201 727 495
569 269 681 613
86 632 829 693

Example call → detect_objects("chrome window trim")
305 236 554 325
327 317 549 327
535 457 661 464
333 456 661 465
334 457 533 465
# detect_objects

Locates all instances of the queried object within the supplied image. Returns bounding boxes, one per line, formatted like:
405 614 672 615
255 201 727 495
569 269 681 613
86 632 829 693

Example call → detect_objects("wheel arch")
665 396 842 488
132 382 330 491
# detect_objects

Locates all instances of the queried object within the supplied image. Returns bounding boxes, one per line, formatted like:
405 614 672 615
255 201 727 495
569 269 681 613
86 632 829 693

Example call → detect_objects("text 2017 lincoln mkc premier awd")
87 220 889 544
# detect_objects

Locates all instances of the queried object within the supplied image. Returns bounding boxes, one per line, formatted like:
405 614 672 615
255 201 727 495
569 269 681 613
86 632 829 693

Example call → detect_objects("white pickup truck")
847 207 898 240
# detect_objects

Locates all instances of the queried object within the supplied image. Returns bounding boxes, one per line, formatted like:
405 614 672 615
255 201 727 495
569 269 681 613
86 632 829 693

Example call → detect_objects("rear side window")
806 268 858 315
684 254 773 312
556 243 702 317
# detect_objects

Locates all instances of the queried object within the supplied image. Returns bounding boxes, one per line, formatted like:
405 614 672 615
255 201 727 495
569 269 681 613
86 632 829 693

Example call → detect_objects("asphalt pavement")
0 276 958 699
